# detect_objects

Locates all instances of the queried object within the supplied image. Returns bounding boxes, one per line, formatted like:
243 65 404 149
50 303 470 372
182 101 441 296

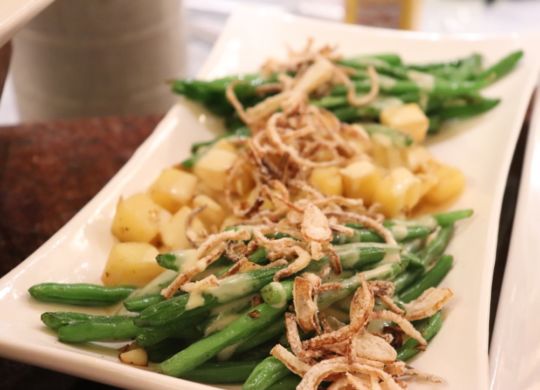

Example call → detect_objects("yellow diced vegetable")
423 163 465 205
119 348 148 366
213 139 237 153
340 160 380 204
405 145 433 173
309 167 343 196
111 194 170 243
194 147 237 191
370 133 406 169
373 167 422 217
193 194 226 228
380 103 429 143
160 206 206 250
102 242 162 287
149 168 198 213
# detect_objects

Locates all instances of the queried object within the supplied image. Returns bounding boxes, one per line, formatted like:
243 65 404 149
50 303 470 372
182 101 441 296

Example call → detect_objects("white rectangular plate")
489 88 540 390
0 7 539 390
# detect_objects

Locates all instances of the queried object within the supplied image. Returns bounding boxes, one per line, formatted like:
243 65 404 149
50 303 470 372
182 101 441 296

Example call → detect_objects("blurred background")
0 0 539 125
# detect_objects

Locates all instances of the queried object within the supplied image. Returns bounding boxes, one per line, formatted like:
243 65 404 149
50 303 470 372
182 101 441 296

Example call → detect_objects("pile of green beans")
29 208 472 388
171 50 522 138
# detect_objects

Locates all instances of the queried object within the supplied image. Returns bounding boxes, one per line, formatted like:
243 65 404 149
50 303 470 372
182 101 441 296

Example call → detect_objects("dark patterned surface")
0 107 531 388
0 115 160 389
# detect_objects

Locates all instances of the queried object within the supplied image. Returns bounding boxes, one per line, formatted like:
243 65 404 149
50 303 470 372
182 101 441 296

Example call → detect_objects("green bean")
397 311 443 361
332 105 380 122
261 281 293 308
243 356 290 390
235 319 285 355
136 314 206 347
393 268 424 294
418 225 454 267
40 312 120 331
338 57 409 80
434 209 473 226
123 294 164 312
146 339 188 362
29 283 135 307
183 360 260 384
334 222 433 245
136 266 283 327
408 53 482 72
401 238 425 255
437 97 500 120
248 247 269 264
335 243 395 270
410 53 483 81
428 114 442 134
362 123 413 147
57 317 139 343
159 301 290 377
477 50 523 84
316 255 410 308
400 255 453 302
267 375 301 390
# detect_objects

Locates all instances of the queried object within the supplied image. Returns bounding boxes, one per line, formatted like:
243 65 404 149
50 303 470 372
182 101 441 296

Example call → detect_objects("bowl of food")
0 7 538 390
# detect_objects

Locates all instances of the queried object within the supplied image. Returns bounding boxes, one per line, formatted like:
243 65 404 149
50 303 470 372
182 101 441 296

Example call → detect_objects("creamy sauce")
176 249 198 273
407 70 435 91
381 251 401 264
207 273 255 303
390 223 409 241
337 242 400 269
185 290 205 310
378 75 397 89
128 269 176 299
372 133 393 148
415 215 438 230
362 263 394 280
372 97 403 111
217 344 239 361
204 313 240 336
210 295 253 316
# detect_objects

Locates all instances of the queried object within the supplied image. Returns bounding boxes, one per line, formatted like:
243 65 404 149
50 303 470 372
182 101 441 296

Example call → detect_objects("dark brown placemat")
0 114 161 389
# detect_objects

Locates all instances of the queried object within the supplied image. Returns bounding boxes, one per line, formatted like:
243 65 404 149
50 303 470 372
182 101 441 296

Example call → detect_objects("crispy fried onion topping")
404 287 453 321
268 273 451 389
293 274 322 333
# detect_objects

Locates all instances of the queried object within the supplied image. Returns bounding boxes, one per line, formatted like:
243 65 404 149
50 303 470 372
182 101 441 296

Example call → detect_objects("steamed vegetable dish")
29 42 522 389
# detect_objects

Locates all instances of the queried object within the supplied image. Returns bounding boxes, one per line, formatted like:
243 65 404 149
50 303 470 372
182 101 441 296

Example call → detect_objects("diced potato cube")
213 139 237 153
345 125 372 155
405 145 433 173
417 172 438 198
340 161 381 204
193 194 226 228
194 147 237 191
111 194 170 243
380 103 429 143
370 134 406 169
149 168 198 213
309 167 343 196
423 163 465 205
160 206 206 250
373 167 422 217
102 242 162 287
